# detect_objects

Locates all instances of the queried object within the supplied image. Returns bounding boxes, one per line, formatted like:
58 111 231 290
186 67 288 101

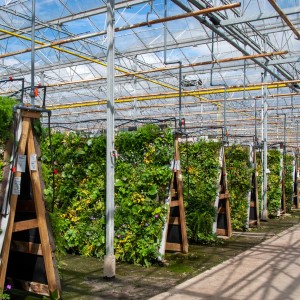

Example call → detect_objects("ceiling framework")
0 0 299 148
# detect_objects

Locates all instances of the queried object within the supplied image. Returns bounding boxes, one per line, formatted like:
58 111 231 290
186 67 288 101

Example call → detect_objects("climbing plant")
180 139 221 243
225 145 253 231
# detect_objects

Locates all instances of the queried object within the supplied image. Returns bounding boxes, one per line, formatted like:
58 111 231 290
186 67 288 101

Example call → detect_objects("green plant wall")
284 153 294 212
180 139 221 243
225 145 253 231
41 124 173 266
257 149 282 217
0 97 17 182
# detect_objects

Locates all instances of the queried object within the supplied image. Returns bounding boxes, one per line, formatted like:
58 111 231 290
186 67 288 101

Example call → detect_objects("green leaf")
115 179 124 186
147 185 158 196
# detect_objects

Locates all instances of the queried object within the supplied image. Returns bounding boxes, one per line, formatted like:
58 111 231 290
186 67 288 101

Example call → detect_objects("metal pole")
224 88 227 143
297 121 299 152
30 0 36 106
104 0 116 279
261 70 268 221
164 0 183 131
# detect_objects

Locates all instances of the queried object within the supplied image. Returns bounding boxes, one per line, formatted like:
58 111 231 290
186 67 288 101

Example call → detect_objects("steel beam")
221 6 300 26
0 0 149 40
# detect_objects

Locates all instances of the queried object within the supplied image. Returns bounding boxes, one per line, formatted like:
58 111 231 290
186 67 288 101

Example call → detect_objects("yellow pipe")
0 28 190 95
1 28 295 119
47 82 299 110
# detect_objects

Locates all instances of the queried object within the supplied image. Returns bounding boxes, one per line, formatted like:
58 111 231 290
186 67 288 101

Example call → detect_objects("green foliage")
41 132 107 258
225 145 253 231
257 149 282 217
0 96 17 143
41 124 173 266
0 96 17 182
114 125 173 266
180 140 221 243
284 154 294 212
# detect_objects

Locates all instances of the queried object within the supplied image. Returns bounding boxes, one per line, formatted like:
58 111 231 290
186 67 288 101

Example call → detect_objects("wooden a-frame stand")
0 111 61 298
165 135 188 253
249 146 260 226
216 149 232 237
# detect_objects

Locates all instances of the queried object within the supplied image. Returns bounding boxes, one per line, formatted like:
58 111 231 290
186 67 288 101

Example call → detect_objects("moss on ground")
57 210 300 300
8 211 300 299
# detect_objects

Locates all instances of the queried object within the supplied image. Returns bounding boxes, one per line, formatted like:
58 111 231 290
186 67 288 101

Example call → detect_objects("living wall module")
180 139 222 243
225 144 253 231
257 149 282 218
282 153 294 213
41 124 173 266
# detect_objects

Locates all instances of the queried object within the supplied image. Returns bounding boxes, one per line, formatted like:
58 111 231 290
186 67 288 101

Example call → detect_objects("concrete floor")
149 223 300 300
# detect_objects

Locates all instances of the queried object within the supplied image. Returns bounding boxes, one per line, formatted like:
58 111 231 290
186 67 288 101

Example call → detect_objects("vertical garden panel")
225 144 253 231
41 124 173 266
180 139 221 243
257 149 282 218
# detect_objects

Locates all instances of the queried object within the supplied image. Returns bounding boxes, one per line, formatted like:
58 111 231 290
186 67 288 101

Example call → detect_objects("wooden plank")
11 241 43 255
27 124 61 297
0 117 30 290
174 137 188 254
168 217 180 225
249 220 258 226
216 228 227 236
225 192 232 237
21 111 41 119
169 200 179 207
6 277 49 296
218 207 226 213
13 219 38 232
165 242 182 252
171 188 176 198
219 192 230 200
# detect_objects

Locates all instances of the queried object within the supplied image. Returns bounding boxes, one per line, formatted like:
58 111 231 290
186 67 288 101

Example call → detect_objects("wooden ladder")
216 149 232 237
165 135 188 253
249 146 260 227
0 110 61 298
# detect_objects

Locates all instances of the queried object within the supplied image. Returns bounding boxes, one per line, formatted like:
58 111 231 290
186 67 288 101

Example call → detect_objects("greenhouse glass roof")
0 0 299 147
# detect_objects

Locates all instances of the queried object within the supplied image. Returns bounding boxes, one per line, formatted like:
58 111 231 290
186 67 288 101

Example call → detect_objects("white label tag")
30 154 37 171
17 155 26 173
12 177 21 195
175 160 181 171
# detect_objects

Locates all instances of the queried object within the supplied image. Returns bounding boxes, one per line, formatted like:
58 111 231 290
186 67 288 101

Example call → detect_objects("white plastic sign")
30 154 37 171
12 177 21 195
17 155 26 173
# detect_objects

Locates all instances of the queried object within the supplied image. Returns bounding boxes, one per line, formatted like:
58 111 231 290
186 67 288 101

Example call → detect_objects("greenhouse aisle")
149 223 300 300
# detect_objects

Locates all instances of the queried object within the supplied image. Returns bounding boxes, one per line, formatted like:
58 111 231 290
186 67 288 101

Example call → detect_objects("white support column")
261 70 268 221
104 0 116 279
